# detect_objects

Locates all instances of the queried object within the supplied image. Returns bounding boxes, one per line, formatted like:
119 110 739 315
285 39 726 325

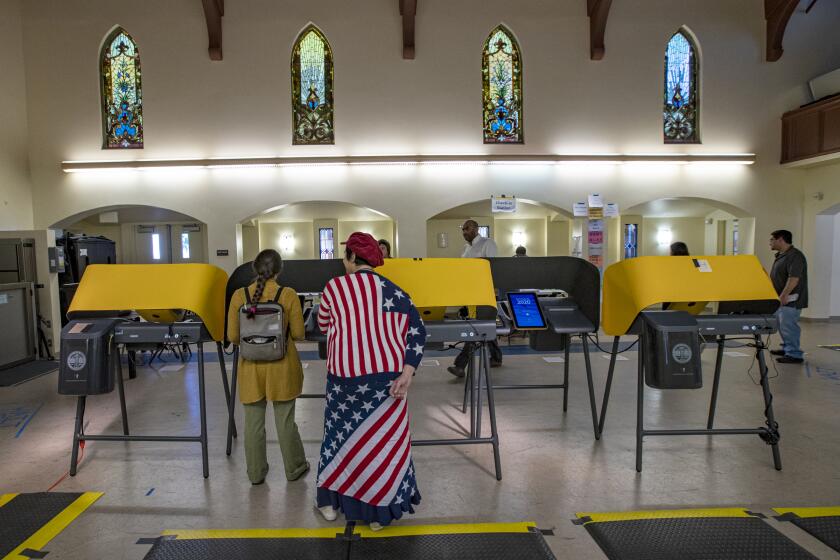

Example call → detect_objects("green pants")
243 399 308 483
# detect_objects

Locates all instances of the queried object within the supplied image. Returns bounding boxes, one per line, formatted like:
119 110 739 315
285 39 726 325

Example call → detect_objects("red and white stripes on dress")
317 271 415 377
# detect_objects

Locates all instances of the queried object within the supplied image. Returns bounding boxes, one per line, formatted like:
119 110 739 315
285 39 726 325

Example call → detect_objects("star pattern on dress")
383 298 395 310
336 431 345 443
324 448 333 459
351 411 363 422
394 290 405 299
373 389 387 401
361 401 374 412
326 392 333 402
395 494 404 505
346 394 358 403
342 421 353 433
331 385 342 394
337 402 348 412
326 419 333 430
331 411 340 421
408 326 420 336
410 343 423 354
356 384 370 395
402 479 411 492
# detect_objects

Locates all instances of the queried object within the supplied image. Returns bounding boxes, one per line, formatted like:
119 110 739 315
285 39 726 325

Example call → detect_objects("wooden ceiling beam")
201 0 224 61
765 0 799 62
587 0 612 60
400 0 417 59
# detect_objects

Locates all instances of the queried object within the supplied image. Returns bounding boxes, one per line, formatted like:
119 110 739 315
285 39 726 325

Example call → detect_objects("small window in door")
151 233 161 260
181 232 190 259
478 226 490 238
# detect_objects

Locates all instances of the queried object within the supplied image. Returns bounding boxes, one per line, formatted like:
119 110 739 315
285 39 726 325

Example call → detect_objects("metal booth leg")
562 335 570 412
481 342 503 481
116 345 129 436
226 346 239 456
197 342 209 478
707 336 725 429
754 334 782 471
127 350 137 379
635 334 645 473
598 336 621 437
69 396 86 476
581 334 600 440
462 346 471 414
476 343 484 439
217 342 237 439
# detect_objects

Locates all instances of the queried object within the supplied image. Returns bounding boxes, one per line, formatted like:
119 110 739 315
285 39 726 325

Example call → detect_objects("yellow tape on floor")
353 522 537 538
162 528 345 540
0 494 19 508
774 507 840 518
2 492 103 560
576 508 754 524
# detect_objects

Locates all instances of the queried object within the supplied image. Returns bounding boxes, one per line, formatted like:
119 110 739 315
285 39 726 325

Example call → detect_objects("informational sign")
573 202 588 217
588 218 605 270
693 258 713 272
588 207 604 219
216 249 230 257
604 203 620 218
491 196 517 213
588 193 604 208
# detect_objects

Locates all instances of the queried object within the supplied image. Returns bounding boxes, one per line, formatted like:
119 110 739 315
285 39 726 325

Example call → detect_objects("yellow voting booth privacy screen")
376 258 497 310
602 256 779 336
68 264 229 341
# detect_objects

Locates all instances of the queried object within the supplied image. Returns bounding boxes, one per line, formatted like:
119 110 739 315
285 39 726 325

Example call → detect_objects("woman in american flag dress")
315 232 426 530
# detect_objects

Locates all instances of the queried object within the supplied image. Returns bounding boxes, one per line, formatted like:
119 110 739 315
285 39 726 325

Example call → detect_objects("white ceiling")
431 199 569 220
254 201 391 223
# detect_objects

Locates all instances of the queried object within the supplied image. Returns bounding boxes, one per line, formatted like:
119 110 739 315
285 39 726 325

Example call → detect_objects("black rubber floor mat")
348 531 556 560
0 492 82 557
582 517 817 560
142 537 347 560
0 361 58 386
775 508 840 554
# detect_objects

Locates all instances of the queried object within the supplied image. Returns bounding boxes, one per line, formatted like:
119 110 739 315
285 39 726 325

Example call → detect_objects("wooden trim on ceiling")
587 0 612 61
400 0 417 59
765 0 799 62
201 0 224 61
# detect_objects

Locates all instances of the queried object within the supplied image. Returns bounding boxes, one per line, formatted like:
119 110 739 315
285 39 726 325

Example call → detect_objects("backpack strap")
243 286 252 305
272 285 283 304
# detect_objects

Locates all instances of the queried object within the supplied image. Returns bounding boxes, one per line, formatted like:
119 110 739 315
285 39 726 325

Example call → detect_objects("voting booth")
61 264 231 478
599 256 781 472
488 256 602 438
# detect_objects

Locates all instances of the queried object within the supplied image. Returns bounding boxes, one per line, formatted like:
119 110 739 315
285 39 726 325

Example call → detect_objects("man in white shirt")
460 220 498 258
448 220 503 377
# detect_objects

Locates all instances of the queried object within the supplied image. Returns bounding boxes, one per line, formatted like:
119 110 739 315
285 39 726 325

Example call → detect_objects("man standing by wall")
769 230 808 364
448 220 503 377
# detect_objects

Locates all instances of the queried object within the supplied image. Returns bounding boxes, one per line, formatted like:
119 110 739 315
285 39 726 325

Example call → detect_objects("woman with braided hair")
227 249 309 484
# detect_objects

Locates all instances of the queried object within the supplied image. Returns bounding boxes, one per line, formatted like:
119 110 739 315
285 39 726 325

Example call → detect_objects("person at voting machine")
227 249 310 485
314 232 426 531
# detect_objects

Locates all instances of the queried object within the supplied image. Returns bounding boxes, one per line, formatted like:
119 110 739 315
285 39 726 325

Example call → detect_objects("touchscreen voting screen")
506 292 547 330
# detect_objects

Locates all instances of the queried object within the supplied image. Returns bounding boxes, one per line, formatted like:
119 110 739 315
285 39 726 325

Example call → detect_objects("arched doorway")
621 197 754 258
52 205 208 265
813 202 840 318
426 199 572 258
239 201 395 261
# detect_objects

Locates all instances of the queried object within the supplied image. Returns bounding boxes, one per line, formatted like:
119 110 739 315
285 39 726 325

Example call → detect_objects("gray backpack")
238 285 289 362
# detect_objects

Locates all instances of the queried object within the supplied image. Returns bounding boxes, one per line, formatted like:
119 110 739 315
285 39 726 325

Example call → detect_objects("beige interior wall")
259 222 315 260
337 220 393 248
641 217 706 256
546 219 570 256
241 224 260 261
0 0 34 231
493 218 546 256
801 161 840 319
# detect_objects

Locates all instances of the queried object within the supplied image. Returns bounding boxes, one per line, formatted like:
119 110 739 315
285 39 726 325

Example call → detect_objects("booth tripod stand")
598 332 782 473
414 336 502 481
70 340 238 479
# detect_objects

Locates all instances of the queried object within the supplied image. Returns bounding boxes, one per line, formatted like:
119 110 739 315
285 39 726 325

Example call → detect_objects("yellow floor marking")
353 521 537 538
3 492 103 560
774 507 840 518
576 507 754 524
163 527 345 540
0 494 19 508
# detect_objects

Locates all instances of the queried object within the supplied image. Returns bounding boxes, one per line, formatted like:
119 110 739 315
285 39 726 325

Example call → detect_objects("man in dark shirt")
768 230 808 364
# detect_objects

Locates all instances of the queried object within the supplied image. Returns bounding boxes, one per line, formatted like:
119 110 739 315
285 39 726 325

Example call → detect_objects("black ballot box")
641 311 702 389
59 318 122 395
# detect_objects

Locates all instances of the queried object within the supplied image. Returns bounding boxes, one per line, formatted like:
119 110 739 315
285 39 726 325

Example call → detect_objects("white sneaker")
315 503 337 521
369 522 383 532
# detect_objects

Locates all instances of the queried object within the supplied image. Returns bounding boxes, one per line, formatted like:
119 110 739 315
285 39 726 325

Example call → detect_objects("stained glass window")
319 228 335 259
291 26 334 145
482 26 523 144
664 30 699 143
101 28 143 149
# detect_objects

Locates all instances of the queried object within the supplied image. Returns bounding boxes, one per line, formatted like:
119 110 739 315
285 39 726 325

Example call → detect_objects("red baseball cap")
341 232 384 267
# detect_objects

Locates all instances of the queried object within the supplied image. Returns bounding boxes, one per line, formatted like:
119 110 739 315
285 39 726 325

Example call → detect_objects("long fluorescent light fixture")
62 153 756 172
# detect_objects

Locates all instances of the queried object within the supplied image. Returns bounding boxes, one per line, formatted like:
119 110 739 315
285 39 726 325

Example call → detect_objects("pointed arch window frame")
100 27 144 149
663 28 700 144
290 24 335 146
482 24 523 144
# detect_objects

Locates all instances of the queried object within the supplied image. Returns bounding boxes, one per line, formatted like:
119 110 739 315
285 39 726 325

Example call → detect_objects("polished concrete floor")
2 322 840 559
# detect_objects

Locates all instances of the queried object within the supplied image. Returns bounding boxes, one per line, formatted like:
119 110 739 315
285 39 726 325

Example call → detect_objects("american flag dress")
316 269 426 526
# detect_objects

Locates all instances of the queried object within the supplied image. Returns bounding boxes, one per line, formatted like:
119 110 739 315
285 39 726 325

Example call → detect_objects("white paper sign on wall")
573 202 588 217
491 196 517 213
604 203 620 218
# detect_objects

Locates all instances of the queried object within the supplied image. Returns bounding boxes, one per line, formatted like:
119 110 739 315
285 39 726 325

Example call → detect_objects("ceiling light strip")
62 153 756 172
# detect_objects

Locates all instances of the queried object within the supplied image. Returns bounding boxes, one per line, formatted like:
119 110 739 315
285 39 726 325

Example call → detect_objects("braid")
246 249 283 318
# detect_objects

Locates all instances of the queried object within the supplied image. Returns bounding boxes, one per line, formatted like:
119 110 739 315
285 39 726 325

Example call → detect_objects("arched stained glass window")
291 25 334 145
482 25 522 144
664 30 699 144
100 27 143 149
